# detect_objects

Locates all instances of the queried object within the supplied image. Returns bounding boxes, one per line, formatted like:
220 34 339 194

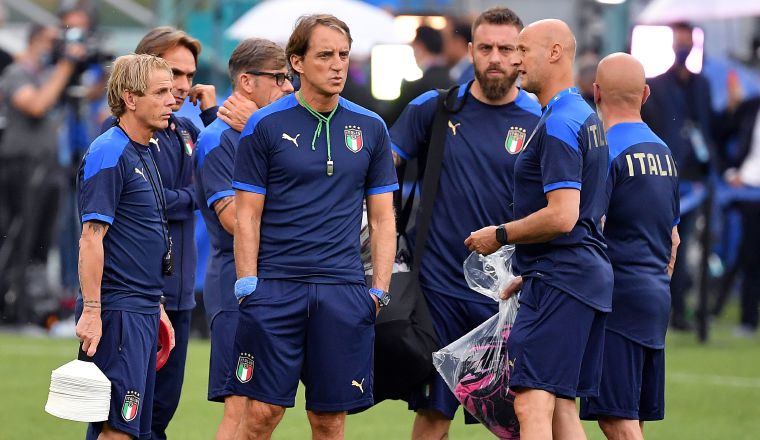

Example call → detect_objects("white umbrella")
226 0 404 58
638 0 760 24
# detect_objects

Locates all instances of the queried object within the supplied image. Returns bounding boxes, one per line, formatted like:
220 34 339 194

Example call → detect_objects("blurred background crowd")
1 0 760 344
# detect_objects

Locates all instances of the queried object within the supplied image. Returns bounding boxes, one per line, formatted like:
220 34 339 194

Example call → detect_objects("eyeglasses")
246 70 294 87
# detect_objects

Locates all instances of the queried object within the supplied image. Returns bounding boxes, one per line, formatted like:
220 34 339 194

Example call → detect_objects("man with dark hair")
641 22 715 332
391 7 540 438
579 52 680 440
0 24 84 322
229 14 398 440
388 25 452 123
444 19 474 83
77 53 176 440
493 19 612 439
194 37 293 439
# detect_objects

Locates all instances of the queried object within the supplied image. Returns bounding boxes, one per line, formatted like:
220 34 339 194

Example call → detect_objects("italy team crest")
180 129 195 156
344 125 363 153
236 353 254 383
505 127 527 154
121 391 140 422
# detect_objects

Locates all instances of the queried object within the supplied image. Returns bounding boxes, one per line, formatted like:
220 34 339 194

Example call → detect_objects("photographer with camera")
0 23 85 323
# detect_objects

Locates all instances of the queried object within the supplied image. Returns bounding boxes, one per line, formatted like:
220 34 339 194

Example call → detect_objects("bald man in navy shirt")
580 53 680 440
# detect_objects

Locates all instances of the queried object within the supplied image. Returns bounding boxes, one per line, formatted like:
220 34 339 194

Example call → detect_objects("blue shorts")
77 310 159 440
580 330 665 421
408 289 498 422
227 279 376 412
507 278 606 399
208 310 240 402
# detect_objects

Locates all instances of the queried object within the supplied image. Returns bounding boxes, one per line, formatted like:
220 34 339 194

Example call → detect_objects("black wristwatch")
369 288 392 308
495 224 509 245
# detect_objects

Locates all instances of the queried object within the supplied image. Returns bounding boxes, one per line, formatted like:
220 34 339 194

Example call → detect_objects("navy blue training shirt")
77 127 166 312
103 106 216 310
390 85 541 303
513 88 613 311
194 118 239 323
233 94 399 284
604 122 680 348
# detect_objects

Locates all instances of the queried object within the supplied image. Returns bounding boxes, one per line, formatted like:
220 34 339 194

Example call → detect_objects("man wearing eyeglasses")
193 37 293 440
229 14 397 439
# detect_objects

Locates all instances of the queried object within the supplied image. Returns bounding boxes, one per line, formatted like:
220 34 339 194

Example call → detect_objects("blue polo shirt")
194 118 240 323
233 94 398 284
604 122 680 348
77 127 165 312
102 106 217 310
390 85 541 303
513 88 613 311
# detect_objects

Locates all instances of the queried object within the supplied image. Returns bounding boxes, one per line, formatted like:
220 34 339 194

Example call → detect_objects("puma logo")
134 168 147 181
351 378 364 394
448 120 461 135
282 133 300 147
149 137 160 152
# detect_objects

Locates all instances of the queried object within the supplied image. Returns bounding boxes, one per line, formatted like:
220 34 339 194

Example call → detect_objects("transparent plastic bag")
463 246 516 301
433 296 520 439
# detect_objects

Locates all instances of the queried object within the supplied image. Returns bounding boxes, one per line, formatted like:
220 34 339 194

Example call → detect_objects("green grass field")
2 313 759 439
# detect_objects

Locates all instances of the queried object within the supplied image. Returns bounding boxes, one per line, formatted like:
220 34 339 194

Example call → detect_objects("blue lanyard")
543 87 579 113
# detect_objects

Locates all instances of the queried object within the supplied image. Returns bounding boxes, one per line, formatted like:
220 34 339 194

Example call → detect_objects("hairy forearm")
234 195 263 278
505 189 579 245
78 225 106 303
506 208 572 244
370 216 395 291
367 193 396 291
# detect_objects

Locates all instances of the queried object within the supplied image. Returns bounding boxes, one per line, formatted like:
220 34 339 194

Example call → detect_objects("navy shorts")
580 330 665 421
408 289 498 422
227 279 376 412
507 278 607 399
208 310 240 402
77 309 159 440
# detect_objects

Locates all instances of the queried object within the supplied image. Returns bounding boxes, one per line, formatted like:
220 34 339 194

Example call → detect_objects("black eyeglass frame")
246 70 294 86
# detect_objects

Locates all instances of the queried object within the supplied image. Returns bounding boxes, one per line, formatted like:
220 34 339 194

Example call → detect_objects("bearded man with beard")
389 7 540 439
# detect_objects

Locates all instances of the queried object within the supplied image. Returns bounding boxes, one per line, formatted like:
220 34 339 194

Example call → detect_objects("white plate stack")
45 359 111 422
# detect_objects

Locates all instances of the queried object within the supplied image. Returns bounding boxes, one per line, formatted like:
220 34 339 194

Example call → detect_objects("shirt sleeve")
388 90 439 161
199 106 219 128
78 147 125 225
233 125 269 195
540 119 583 193
366 123 400 196
673 181 681 227
202 131 238 207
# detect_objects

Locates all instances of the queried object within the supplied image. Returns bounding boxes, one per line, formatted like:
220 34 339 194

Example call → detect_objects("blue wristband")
369 287 385 299
234 276 258 300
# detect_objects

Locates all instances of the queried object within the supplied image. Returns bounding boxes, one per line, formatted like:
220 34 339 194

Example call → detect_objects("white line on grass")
669 372 760 389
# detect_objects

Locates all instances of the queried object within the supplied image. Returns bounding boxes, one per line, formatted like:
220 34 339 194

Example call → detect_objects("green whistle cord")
297 91 339 175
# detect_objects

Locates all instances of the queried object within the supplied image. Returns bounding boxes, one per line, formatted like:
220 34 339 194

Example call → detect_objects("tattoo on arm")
86 221 108 235
214 197 235 216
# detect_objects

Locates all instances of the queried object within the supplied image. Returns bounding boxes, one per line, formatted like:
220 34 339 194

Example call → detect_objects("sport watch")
369 288 391 308
496 224 509 245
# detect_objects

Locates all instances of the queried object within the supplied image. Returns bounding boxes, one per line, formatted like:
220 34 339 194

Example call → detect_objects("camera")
52 26 113 68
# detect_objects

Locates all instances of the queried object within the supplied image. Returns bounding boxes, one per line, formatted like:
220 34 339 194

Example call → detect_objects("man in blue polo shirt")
76 54 175 440
493 19 613 439
579 53 680 439
391 8 540 438
229 14 397 439
194 38 293 439
101 28 249 439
